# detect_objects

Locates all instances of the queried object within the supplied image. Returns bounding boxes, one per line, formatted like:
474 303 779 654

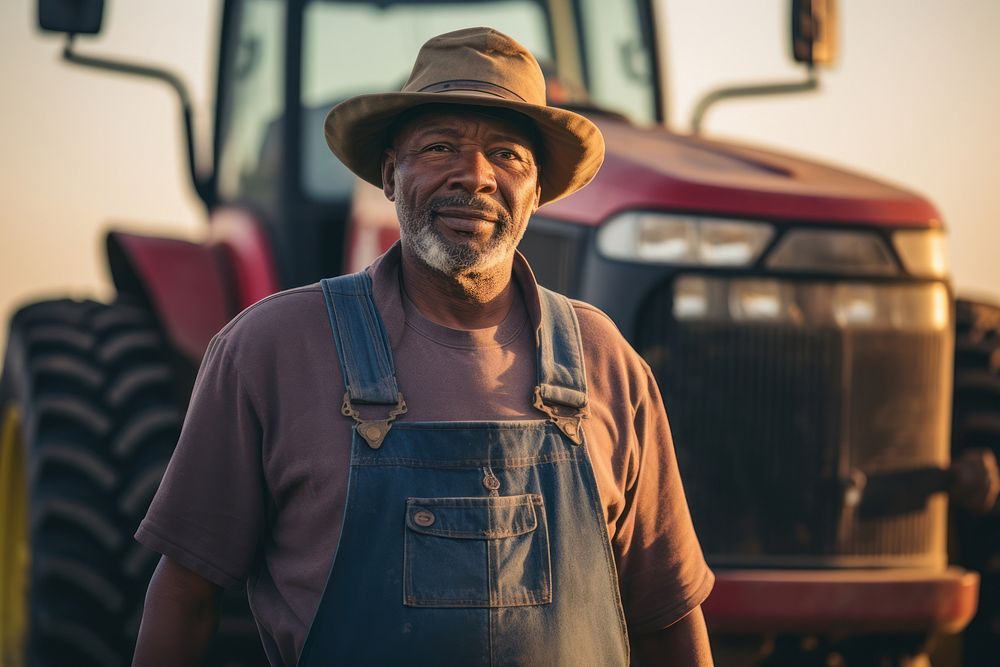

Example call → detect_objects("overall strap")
534 287 588 444
321 272 406 449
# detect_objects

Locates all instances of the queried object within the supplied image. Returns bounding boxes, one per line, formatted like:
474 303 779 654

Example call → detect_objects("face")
381 107 542 277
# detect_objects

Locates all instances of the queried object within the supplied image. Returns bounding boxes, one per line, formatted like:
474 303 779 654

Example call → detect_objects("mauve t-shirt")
136 244 713 665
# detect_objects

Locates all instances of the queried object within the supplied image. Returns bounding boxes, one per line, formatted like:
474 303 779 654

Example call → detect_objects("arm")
133 334 264 664
618 360 715 665
132 556 223 666
632 605 713 666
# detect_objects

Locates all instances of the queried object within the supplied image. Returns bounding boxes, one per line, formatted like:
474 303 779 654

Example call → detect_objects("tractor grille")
638 279 952 567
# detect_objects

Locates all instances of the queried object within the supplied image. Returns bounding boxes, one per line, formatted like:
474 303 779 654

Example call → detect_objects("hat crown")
324 26 604 206
402 27 546 106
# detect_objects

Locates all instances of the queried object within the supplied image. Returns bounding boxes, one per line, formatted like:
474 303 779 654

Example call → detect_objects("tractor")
2 0 999 665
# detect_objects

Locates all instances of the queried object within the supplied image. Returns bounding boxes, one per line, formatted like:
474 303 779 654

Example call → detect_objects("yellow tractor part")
0 403 28 667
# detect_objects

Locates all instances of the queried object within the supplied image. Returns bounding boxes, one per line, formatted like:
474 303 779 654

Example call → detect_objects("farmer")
133 27 714 666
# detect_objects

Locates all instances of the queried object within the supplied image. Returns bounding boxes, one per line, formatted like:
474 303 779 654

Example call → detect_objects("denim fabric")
404 494 551 607
321 271 400 405
298 274 629 666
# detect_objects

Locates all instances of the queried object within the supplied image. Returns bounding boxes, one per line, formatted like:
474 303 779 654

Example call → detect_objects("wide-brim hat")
324 27 605 206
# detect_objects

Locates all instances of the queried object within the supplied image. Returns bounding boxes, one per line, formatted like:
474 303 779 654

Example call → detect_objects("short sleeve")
134 332 266 589
613 362 715 634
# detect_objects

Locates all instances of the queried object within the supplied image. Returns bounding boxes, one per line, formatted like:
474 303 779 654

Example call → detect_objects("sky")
1 0 999 352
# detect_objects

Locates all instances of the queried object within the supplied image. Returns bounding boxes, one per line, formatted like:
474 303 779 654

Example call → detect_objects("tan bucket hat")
324 27 605 206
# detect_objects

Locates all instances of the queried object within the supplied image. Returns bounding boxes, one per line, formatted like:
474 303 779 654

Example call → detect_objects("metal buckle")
341 392 408 449
532 387 585 445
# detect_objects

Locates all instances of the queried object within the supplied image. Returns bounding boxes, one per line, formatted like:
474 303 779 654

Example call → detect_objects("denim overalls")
297 271 630 665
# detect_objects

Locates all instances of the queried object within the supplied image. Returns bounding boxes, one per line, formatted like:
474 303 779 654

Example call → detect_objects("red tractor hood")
541 117 941 229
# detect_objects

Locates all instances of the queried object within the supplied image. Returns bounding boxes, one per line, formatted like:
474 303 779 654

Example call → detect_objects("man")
133 27 714 665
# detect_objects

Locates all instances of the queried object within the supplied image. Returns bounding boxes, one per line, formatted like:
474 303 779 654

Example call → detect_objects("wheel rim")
0 403 28 666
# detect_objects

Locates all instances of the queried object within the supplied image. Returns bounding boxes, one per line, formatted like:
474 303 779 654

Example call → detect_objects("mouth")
433 208 499 237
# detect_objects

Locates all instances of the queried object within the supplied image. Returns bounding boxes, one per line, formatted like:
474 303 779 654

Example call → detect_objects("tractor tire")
951 297 1000 666
0 299 265 667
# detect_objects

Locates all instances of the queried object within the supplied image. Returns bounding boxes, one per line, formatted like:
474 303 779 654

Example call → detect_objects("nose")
447 149 497 195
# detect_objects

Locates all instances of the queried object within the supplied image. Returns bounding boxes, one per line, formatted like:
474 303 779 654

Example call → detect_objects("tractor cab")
212 0 661 290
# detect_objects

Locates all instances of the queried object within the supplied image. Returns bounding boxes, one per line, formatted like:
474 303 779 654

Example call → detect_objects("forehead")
391 106 539 151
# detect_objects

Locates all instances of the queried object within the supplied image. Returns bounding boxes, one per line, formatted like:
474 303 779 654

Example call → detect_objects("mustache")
428 195 511 225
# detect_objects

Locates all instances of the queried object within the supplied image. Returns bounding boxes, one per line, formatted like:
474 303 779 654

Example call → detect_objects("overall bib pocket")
403 494 552 608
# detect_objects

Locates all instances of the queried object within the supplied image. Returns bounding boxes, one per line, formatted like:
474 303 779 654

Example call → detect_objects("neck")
400 245 517 329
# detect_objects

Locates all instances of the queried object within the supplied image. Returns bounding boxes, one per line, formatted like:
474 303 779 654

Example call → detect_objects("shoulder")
219 284 325 337
568 298 647 369
211 284 328 362
569 299 624 340
563 297 657 404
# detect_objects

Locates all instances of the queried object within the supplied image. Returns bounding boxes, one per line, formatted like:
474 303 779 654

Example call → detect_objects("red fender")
106 208 281 363
209 207 283 310
702 568 979 635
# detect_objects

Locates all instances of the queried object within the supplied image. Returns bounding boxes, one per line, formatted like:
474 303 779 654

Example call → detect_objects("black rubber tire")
0 299 265 667
951 297 1000 667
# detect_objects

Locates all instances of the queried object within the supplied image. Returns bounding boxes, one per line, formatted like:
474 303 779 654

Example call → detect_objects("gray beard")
397 195 525 276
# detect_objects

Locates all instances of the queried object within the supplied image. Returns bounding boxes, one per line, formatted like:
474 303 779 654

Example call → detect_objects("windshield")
301 0 657 201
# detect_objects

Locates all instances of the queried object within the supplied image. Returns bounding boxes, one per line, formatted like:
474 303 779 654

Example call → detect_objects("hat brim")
324 90 605 206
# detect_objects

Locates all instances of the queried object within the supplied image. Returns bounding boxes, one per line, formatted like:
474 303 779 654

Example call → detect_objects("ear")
532 180 542 209
381 149 397 202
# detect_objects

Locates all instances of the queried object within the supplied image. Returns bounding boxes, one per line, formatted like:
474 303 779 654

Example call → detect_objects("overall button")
413 509 435 527
483 475 500 491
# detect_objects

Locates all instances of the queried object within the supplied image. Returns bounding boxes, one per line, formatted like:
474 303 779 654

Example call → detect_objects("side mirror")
791 0 838 67
38 0 105 35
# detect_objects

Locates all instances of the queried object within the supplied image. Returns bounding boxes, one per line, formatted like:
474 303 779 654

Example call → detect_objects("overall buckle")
341 392 408 449
532 387 585 445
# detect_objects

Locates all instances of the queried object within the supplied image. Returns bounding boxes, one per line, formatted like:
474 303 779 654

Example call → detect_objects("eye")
493 149 520 161
422 143 451 153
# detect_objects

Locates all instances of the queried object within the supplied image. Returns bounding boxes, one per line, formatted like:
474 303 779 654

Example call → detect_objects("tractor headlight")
673 275 710 320
832 284 887 327
673 276 949 331
766 229 898 275
729 280 801 323
893 229 949 278
597 213 773 266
